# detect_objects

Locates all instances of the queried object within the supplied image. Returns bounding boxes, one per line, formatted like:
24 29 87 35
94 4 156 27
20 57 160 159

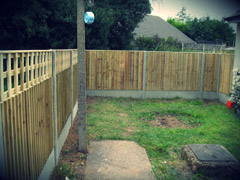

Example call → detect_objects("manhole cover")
189 144 237 162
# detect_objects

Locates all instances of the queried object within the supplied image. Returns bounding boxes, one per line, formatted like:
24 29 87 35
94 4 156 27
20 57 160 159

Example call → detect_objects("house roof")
134 15 195 44
224 10 240 23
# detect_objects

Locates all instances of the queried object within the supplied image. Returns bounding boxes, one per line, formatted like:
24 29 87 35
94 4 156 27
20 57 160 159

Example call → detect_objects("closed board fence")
0 49 234 180
86 50 234 95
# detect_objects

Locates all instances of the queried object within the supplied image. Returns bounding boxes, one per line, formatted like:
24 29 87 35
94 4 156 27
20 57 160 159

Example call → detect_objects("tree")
167 8 235 46
0 0 150 50
0 0 51 50
85 0 151 50
176 7 192 22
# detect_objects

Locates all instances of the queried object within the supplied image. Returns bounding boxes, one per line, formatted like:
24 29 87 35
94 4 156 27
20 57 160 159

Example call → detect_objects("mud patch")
170 160 194 180
123 127 136 136
145 115 191 129
51 116 86 180
87 96 96 105
119 113 128 117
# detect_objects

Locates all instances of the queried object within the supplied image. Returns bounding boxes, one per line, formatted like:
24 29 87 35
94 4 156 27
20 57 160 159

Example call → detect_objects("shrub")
133 35 181 51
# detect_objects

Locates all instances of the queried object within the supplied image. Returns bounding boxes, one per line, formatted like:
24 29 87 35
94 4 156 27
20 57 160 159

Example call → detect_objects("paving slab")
84 140 156 180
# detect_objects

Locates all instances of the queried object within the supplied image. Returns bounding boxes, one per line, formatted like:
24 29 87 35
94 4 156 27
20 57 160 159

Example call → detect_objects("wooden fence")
0 49 234 180
85 50 143 90
0 50 78 180
85 50 234 94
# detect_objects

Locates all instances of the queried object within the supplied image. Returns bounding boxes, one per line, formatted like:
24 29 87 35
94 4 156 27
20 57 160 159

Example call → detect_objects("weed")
53 162 76 180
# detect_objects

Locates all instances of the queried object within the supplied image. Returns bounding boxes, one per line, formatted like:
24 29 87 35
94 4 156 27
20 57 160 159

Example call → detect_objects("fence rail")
0 49 234 180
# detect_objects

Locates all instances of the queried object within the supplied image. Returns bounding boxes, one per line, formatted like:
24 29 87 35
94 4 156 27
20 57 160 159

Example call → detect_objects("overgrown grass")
87 97 240 180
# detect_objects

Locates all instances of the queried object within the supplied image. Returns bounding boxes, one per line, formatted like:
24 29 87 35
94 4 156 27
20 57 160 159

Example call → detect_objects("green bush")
133 35 181 51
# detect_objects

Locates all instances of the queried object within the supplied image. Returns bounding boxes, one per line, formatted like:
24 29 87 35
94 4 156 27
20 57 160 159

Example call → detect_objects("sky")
150 0 240 21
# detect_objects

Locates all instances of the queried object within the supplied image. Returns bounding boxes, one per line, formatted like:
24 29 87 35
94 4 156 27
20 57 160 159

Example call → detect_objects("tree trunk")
77 0 87 153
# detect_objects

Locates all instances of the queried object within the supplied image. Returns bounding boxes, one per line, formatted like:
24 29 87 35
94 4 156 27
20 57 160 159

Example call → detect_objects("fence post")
52 50 58 165
70 50 73 126
217 54 222 98
200 53 205 98
182 42 184 52
0 53 6 179
202 44 205 52
0 104 5 179
142 51 147 98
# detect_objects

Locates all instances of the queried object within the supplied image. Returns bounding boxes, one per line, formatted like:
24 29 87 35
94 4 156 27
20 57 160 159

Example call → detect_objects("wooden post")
52 50 58 165
0 53 6 179
182 42 184 52
142 51 147 98
217 54 222 98
77 0 87 153
0 54 3 102
70 50 73 126
200 53 205 98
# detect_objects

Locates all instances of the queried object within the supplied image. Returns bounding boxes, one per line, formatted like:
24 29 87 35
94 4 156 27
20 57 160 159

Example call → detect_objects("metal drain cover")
189 144 237 162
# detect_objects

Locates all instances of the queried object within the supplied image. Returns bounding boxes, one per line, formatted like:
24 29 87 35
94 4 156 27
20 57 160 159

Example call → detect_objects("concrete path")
84 140 156 180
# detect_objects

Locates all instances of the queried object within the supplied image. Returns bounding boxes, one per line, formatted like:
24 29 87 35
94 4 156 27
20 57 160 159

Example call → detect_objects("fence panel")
203 54 220 92
56 68 71 136
1 77 53 180
146 52 202 91
219 54 234 94
86 50 143 90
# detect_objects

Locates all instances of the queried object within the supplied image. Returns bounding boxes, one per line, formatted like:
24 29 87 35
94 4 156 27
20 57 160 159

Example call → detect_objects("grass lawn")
87 97 240 180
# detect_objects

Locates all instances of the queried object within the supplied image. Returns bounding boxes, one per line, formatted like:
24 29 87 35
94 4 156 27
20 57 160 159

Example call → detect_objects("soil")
123 127 136 136
51 97 96 180
146 115 191 129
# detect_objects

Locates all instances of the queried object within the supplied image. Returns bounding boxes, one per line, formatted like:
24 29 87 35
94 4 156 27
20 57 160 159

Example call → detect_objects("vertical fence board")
219 54 234 94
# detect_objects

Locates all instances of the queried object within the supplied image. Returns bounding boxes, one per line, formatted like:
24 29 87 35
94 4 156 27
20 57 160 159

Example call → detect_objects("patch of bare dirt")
119 113 128 117
123 127 136 136
87 97 97 113
146 115 191 129
169 160 195 180
87 96 96 105
203 99 221 104
51 116 86 180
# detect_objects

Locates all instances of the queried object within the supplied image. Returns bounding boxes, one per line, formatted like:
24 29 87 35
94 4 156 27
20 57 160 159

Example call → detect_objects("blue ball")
84 11 95 24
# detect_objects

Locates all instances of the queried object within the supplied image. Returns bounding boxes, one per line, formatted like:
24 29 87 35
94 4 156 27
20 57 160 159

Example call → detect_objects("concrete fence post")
203 44 205 52
217 54 222 98
70 50 73 126
52 50 58 165
200 53 205 98
142 51 147 98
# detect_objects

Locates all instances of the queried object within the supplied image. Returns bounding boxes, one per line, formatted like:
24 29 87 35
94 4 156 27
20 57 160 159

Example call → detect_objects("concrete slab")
84 140 156 180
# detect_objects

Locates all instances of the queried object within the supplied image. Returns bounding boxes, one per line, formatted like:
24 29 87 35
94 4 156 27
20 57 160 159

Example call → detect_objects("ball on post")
84 11 94 24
